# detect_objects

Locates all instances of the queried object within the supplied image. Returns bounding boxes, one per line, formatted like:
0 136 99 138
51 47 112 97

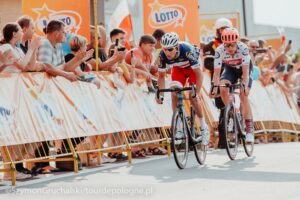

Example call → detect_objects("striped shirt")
37 38 65 69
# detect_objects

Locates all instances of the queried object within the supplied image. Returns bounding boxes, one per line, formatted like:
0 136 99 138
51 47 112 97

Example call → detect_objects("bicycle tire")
236 106 254 157
223 104 238 160
190 108 207 165
171 108 189 169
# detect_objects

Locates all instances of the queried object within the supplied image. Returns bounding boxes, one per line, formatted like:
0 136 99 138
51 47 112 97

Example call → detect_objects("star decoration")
149 0 162 13
32 4 54 20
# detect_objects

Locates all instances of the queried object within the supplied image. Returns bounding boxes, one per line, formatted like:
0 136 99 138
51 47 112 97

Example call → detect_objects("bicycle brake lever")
241 82 246 92
159 96 164 102
192 84 197 98
156 89 160 100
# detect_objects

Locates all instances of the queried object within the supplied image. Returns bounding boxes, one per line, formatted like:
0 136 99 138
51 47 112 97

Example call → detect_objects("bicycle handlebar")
156 84 197 102
211 81 245 94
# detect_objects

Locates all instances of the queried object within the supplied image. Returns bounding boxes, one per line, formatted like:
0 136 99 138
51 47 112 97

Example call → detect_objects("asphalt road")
1 142 300 200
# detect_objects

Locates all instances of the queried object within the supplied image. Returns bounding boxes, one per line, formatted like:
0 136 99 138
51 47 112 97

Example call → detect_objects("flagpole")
94 0 99 71
129 13 135 42
127 0 135 43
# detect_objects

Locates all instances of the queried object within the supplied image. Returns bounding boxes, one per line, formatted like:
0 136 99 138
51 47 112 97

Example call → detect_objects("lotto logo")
148 0 187 28
32 4 82 35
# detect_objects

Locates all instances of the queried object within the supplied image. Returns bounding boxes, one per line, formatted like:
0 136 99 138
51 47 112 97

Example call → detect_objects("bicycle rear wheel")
190 108 207 165
223 104 238 160
171 108 189 169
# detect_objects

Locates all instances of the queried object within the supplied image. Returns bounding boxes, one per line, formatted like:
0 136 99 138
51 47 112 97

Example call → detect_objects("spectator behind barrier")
37 20 93 81
17 15 35 54
240 37 250 46
152 29 165 66
125 34 157 92
108 28 138 85
248 40 259 63
65 35 101 88
0 22 43 73
87 26 123 71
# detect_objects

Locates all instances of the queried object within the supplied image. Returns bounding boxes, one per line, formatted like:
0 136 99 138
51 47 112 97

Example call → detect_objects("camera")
117 47 126 51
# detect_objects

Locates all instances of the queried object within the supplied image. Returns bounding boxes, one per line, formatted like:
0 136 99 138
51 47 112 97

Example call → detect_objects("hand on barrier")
65 72 79 82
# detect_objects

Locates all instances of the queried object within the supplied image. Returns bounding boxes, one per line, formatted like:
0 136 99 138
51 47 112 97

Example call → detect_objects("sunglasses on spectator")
163 47 175 52
224 43 237 48
250 46 258 48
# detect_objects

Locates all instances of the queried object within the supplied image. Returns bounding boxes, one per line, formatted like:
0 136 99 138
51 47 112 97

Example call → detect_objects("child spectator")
125 34 157 92
65 35 101 88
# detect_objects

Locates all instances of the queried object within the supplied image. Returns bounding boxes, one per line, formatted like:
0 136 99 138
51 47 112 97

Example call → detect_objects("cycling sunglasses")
224 43 237 48
163 47 175 52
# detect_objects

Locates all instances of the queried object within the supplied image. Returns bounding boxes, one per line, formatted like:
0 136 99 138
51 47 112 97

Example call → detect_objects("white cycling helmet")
215 18 233 29
161 32 179 48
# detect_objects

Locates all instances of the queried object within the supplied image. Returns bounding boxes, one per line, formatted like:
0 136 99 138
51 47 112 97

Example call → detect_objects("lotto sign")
22 0 90 40
144 0 200 45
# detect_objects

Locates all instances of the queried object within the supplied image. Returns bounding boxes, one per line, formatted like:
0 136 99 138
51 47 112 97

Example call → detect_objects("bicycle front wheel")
190 108 207 165
237 106 254 157
223 104 238 160
171 108 189 169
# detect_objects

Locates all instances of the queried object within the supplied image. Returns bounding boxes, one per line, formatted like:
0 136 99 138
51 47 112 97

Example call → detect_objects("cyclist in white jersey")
210 28 254 142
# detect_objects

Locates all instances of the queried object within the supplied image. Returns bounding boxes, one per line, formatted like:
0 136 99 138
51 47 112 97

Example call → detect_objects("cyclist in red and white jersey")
211 28 254 142
156 32 210 145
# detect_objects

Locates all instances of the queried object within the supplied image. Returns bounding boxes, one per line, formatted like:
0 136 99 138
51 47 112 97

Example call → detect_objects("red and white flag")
277 27 286 44
109 0 134 43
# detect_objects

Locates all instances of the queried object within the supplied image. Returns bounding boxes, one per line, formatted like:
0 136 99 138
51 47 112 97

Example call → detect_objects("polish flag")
109 0 133 48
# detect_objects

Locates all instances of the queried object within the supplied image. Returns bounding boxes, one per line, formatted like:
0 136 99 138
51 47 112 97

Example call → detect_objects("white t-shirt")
0 43 25 73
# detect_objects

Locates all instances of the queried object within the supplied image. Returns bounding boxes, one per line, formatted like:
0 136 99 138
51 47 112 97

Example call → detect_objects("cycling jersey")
215 42 253 88
158 42 200 72
214 41 250 69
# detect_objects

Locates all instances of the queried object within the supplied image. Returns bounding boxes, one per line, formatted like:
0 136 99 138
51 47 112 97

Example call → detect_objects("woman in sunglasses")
156 32 210 145
211 28 254 143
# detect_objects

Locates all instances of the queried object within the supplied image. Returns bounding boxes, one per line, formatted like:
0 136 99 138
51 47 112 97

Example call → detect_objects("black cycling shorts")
220 66 253 88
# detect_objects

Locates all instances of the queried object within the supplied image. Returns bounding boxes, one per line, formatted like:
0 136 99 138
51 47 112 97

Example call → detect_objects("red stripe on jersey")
223 58 242 66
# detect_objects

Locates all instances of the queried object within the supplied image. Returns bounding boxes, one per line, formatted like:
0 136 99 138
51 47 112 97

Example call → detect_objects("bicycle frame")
176 92 198 145
157 84 208 168
218 81 245 136
157 85 199 145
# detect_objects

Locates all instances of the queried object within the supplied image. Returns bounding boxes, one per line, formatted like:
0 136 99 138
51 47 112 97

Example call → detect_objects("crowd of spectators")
0 16 169 180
